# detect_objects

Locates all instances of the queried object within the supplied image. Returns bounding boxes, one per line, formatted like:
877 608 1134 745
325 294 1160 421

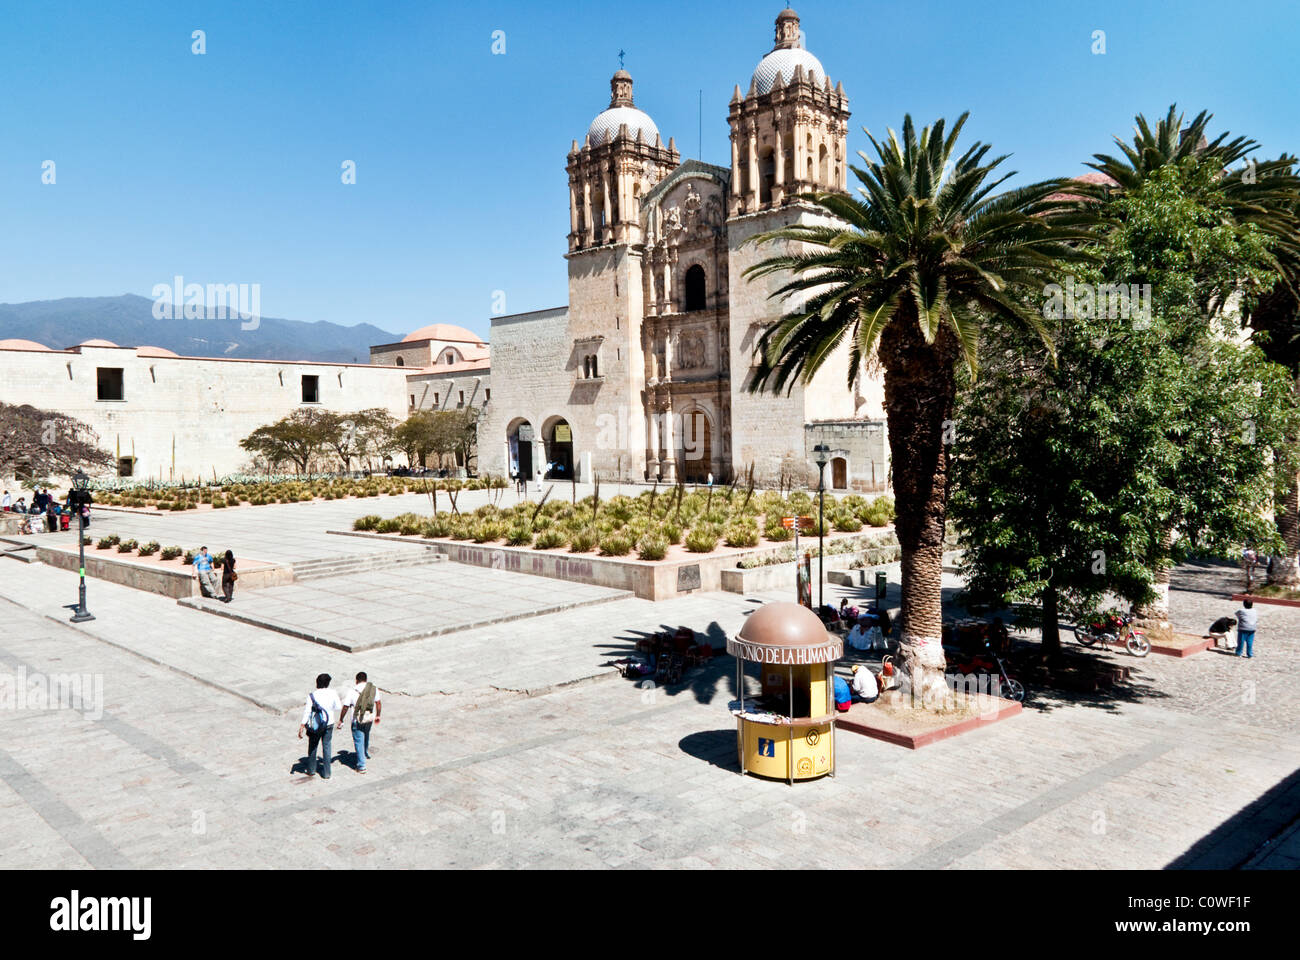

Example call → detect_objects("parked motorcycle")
1073 612 1150 657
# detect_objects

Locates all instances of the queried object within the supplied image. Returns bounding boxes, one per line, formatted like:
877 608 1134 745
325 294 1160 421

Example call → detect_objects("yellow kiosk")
727 601 842 783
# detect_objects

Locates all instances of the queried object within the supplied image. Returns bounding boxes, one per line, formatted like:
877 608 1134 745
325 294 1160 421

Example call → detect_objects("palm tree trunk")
878 321 956 707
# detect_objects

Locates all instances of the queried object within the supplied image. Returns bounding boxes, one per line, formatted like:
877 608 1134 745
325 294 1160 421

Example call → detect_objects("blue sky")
3 0 1297 341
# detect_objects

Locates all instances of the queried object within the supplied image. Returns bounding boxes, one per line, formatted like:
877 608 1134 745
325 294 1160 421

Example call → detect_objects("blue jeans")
1236 631 1255 658
306 724 333 778
351 721 372 770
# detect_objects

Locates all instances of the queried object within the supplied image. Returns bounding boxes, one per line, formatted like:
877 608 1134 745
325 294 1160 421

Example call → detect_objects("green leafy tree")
239 409 336 474
953 155 1298 647
743 113 1095 696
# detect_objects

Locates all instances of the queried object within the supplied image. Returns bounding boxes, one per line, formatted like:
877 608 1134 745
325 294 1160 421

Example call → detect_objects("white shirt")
851 669 878 699
846 624 870 650
301 688 342 726
1 493 10 508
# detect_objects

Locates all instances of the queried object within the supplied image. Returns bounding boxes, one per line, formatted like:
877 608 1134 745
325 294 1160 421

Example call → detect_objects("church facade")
478 8 888 491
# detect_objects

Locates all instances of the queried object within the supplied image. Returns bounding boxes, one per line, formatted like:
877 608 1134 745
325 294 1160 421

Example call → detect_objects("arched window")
591 354 599 378
819 144 829 185
684 265 707 312
395 356 404 367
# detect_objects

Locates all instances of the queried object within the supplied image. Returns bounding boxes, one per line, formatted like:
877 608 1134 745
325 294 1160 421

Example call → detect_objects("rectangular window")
458 390 464 408
117 457 135 478
409 394 416 407
485 388 490 402
301 375 319 403
434 392 439 405
97 367 124 401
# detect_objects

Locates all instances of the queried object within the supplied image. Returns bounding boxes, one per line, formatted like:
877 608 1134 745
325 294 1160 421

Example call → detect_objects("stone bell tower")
727 8 851 216
567 71 679 251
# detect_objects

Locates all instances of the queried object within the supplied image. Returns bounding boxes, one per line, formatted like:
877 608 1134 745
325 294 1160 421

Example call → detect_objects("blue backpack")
306 693 328 732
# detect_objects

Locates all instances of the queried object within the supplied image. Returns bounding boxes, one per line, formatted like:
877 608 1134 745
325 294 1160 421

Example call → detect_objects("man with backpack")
298 674 342 780
338 672 382 775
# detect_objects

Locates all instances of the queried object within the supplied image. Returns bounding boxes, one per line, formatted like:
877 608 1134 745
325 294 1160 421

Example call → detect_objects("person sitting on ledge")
850 664 879 704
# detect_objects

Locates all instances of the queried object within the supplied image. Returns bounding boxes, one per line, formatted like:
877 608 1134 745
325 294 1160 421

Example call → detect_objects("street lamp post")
813 444 830 612
70 471 94 623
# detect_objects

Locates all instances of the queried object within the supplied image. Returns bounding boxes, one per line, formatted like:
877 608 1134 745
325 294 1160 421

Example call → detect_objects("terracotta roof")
0 338 54 351
401 323 486 345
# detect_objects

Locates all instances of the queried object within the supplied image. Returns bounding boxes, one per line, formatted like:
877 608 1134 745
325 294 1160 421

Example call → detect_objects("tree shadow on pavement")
678 729 740 772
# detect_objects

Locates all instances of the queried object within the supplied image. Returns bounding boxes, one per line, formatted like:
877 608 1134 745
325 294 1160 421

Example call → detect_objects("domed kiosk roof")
401 324 485 345
729 601 843 664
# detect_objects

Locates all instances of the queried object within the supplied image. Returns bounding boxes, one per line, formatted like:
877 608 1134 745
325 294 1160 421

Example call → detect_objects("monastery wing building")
478 8 888 492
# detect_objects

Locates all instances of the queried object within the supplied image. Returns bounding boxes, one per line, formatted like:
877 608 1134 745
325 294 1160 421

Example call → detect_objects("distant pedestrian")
299 674 342 780
1 490 10 511
221 550 237 603
1235 599 1257 659
338 671 381 774
193 546 219 598
44 499 58 533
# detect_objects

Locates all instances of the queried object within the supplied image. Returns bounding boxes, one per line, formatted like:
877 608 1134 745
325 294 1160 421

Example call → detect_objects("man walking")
1235 598 1257 659
193 546 219 598
298 674 342 779
338 672 381 774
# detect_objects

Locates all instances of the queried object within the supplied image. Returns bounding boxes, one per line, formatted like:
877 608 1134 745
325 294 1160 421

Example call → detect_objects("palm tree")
744 114 1095 698
1084 105 1300 591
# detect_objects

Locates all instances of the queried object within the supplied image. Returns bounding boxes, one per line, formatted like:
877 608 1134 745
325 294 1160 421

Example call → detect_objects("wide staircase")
290 546 446 582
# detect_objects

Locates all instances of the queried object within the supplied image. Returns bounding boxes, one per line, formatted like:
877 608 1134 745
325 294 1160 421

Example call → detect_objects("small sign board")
677 563 701 592
781 516 816 531
554 424 572 442
516 424 534 441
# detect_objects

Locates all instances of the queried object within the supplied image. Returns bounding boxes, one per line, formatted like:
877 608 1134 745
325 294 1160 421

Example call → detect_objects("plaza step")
290 547 446 582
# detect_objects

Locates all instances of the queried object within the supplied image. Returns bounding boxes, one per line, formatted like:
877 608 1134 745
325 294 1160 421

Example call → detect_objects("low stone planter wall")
329 528 898 601
38 545 292 599
723 541 902 596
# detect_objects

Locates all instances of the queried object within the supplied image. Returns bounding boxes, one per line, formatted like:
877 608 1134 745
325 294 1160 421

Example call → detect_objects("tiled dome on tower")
586 70 661 147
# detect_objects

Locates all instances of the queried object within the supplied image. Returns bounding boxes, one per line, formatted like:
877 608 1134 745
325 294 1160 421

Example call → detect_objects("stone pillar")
661 398 677 481
533 438 546 490
568 182 578 239
643 248 657 317
774 121 786 204
662 254 672 314
747 124 759 210
582 178 593 247
601 169 612 243
647 399 661 479
730 132 741 209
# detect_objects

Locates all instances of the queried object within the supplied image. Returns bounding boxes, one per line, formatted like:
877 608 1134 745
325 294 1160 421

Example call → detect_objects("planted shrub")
183 550 196 565
505 524 533 547
723 520 760 548
138 540 160 556
833 510 863 532
662 521 683 545
569 527 599 553
636 535 668 561
116 539 138 553
533 528 568 550
377 518 402 533
471 520 506 543
96 535 120 549
598 532 633 557
685 525 719 553
160 546 183 561
353 515 382 531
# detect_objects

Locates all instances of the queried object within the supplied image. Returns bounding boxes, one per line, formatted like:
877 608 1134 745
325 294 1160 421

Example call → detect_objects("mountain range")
0 295 405 363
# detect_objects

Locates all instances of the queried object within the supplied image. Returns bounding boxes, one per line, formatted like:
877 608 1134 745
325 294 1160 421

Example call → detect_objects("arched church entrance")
507 419 534 481
831 456 848 490
544 418 574 480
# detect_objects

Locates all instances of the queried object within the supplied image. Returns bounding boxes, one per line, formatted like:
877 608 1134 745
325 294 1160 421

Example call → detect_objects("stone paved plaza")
2 496 1298 869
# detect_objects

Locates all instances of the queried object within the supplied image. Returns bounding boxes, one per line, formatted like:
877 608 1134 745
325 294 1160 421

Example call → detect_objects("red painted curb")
1231 593 1300 608
838 698 1022 749
1150 637 1214 658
